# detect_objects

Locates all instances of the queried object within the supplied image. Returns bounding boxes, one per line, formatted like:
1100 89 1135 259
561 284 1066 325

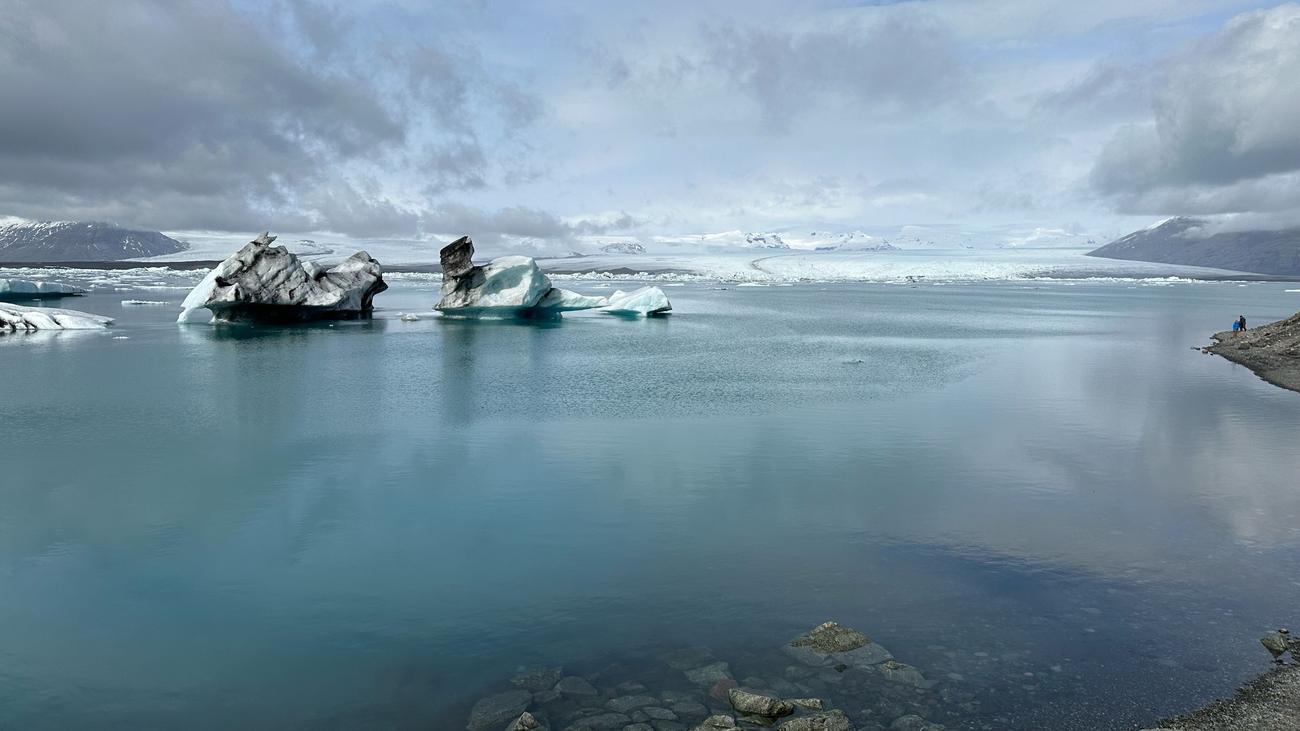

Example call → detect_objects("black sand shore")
1142 664 1300 730
1206 312 1300 393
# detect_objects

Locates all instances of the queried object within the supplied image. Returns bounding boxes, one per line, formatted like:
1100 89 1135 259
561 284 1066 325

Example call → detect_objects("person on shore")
1238 315 1247 332
1233 320 1241 335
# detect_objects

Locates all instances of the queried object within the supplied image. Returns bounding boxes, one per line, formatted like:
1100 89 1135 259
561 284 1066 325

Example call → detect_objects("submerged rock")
506 711 545 730
777 710 854 730
727 687 794 718
878 660 927 687
693 715 739 730
467 690 532 731
0 303 112 332
511 667 564 692
554 676 599 697
785 622 892 669
178 232 387 323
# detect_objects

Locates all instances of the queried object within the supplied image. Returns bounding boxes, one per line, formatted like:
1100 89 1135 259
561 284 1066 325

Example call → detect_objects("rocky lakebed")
463 621 1047 731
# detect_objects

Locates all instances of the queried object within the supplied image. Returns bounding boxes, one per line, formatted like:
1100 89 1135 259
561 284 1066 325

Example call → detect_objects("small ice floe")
0 279 87 300
843 358 865 365
400 313 420 322
1286 289 1300 293
736 282 769 287
112 336 130 340
1 303 113 332
121 300 170 306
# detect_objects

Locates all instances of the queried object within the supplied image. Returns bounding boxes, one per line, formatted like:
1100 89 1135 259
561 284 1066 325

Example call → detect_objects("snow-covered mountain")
0 221 188 262
802 231 898 251
600 242 646 255
1088 217 1300 275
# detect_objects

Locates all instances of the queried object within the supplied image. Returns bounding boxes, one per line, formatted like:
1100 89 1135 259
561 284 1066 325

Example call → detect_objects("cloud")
1091 3 1300 216
0 0 538 236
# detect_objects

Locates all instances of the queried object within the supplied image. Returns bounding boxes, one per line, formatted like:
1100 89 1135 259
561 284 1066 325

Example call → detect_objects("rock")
506 711 544 730
512 667 565 692
709 678 738 701
777 710 854 731
693 716 739 730
555 676 600 697
661 648 718 671
561 712 632 730
727 688 794 718
786 622 892 669
790 699 823 711
684 662 733 686
626 724 655 731
0 303 113 332
888 716 943 731
670 701 709 718
607 696 659 713
877 661 926 687
467 690 533 731
1261 629 1290 662
601 287 672 317
643 708 677 721
178 232 387 323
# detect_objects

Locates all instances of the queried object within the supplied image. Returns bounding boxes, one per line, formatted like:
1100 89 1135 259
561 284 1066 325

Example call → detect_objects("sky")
1 0 1298 250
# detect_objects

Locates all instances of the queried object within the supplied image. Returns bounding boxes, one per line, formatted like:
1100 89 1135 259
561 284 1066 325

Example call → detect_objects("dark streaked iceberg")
178 233 387 323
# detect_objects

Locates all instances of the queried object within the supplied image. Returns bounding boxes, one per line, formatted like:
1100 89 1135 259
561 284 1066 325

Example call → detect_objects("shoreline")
1143 664 1300 730
1205 312 1300 394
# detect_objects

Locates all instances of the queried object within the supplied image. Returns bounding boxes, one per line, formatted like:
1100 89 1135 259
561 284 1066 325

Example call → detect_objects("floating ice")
0 303 113 332
121 300 169 306
601 287 672 316
177 232 387 323
0 278 86 300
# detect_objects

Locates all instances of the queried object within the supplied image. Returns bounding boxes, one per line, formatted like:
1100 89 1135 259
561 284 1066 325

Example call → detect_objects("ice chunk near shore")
0 279 87 300
601 287 672 316
177 232 388 323
1 303 113 331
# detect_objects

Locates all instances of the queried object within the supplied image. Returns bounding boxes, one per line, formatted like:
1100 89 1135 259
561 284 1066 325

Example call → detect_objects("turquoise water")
2 279 1299 729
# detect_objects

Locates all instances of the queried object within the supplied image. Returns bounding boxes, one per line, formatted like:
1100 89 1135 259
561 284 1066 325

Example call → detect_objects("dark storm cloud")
1090 3 1300 215
0 0 537 236
705 11 969 132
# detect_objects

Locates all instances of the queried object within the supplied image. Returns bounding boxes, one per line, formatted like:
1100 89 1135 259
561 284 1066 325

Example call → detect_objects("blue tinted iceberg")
0 279 86 301
601 287 672 316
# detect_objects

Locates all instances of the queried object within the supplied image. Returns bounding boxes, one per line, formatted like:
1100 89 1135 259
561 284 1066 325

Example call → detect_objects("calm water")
2 279 1299 730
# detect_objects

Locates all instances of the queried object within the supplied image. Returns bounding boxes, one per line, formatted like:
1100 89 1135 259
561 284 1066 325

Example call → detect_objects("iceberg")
1 303 113 332
177 232 388 323
435 236 672 318
0 279 87 301
601 287 672 316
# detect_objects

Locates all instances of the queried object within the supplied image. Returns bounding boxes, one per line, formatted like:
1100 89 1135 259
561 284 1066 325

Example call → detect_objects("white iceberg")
436 236 670 318
178 232 388 323
601 287 672 316
0 303 113 332
0 279 87 300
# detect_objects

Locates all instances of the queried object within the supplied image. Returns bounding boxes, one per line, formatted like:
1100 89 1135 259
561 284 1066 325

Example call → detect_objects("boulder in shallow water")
785 622 892 669
505 711 545 731
0 303 112 332
778 710 854 730
467 689 532 731
727 687 794 718
177 232 387 323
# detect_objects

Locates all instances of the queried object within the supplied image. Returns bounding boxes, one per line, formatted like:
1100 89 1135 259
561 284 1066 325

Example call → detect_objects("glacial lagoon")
2 279 1300 729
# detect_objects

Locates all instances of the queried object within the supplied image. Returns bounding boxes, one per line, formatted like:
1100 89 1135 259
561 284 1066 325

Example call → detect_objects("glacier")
0 303 113 332
178 233 388 323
